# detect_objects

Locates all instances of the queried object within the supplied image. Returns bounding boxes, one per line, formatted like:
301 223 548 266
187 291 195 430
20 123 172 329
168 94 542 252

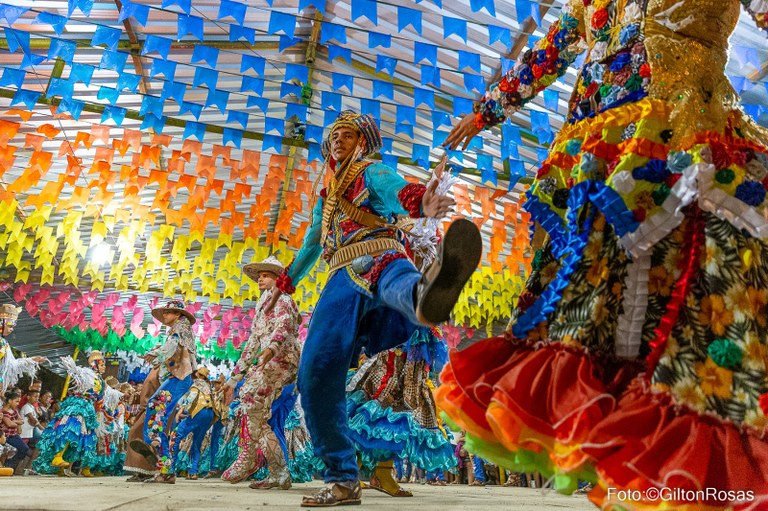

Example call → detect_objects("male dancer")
132 300 198 483
267 111 482 507
222 256 302 490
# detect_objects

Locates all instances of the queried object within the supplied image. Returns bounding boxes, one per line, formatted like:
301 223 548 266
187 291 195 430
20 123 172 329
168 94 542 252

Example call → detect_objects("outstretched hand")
443 114 482 151
421 156 455 219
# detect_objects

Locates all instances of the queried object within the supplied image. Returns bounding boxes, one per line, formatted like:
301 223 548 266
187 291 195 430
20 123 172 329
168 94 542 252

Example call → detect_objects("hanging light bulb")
91 242 112 266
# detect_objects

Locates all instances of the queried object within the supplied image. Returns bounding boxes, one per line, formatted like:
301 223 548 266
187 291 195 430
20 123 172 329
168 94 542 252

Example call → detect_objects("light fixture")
91 243 112 266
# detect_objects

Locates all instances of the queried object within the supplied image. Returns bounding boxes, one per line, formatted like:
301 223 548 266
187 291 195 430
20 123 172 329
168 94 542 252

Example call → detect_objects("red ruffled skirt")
436 336 768 510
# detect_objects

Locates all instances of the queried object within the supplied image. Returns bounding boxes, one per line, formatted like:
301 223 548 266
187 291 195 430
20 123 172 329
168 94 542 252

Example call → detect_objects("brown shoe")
130 440 158 467
146 474 176 484
301 481 362 507
188 474 198 480
203 470 222 479
415 219 482 325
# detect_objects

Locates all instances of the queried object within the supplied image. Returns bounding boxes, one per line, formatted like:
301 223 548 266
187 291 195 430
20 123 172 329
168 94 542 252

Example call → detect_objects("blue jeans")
5 435 29 469
299 258 421 483
472 455 486 482
144 375 192 470
171 408 214 475
208 420 223 470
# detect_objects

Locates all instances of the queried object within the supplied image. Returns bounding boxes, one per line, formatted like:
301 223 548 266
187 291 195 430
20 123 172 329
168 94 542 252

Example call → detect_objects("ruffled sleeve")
0 337 39 393
475 0 587 129
284 197 324 288
366 163 427 218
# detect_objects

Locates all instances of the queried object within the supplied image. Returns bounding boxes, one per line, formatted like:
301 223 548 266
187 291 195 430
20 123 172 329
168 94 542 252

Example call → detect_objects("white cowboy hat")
242 256 284 282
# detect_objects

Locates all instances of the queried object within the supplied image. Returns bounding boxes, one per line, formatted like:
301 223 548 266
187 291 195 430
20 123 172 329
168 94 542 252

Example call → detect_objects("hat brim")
243 263 282 282
151 308 197 325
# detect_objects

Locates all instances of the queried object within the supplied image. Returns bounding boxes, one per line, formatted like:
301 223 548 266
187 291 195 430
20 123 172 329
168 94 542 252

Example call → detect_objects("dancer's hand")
32 356 47 364
443 114 482 151
421 169 455 219
257 348 274 368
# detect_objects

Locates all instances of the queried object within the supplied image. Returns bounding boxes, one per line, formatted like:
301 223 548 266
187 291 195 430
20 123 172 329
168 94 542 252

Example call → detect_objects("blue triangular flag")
4 27 30 54
178 14 205 41
414 42 437 66
463 73 485 94
453 97 474 117
45 77 73 99
372 80 394 100
205 89 229 114
332 73 354 94
488 25 511 50
246 96 269 113
162 0 191 14
240 76 264 95
351 0 377 24
376 55 397 78
457 50 480 72
369 32 391 49
142 35 172 59
285 63 309 84
262 134 283 153
179 101 203 119
11 88 41 110
382 154 399 169
443 16 467 42
227 110 249 129
396 123 414 138
193 67 219 89
279 35 304 52
265 117 285 136
223 127 243 149
20 53 46 70
530 110 552 144
91 25 121 51
299 0 325 14
118 0 149 26
140 113 166 133
307 142 323 162
191 46 219 67
34 12 68 36
398 6 422 34
411 144 430 169
470 0 495 16
305 124 323 143
149 59 177 80
181 121 205 142
397 105 416 125
431 130 448 148
328 45 352 64
381 137 393 154
0 68 25 89
280 82 302 99
99 50 128 73
432 111 451 128
140 95 164 117
320 23 347 44
287 103 308 122
70 63 94 86
543 90 559 113
414 88 434 109
360 98 380 120
58 98 84 120
420 65 440 88
268 11 296 38
161 80 187 103
117 73 142 93
218 0 247 25
322 92 341 111
535 147 549 165
323 110 338 127
230 24 255 44
101 105 126 126
241 55 266 76
69 0 94 17
508 159 526 190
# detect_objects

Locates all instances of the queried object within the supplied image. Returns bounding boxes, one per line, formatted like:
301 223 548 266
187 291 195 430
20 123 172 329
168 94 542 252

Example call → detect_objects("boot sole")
416 218 482 325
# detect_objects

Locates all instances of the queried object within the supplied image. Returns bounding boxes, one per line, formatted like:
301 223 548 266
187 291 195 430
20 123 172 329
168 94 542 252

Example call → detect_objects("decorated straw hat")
105 376 119 389
243 256 284 282
88 350 105 364
196 366 210 379
0 304 22 322
151 299 196 325
321 110 383 160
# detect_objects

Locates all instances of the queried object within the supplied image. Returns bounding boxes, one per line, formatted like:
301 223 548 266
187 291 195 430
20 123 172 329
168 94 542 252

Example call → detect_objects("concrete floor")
0 477 596 510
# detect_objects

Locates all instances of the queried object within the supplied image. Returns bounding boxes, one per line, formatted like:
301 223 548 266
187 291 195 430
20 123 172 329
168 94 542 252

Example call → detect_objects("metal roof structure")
0 0 766 372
